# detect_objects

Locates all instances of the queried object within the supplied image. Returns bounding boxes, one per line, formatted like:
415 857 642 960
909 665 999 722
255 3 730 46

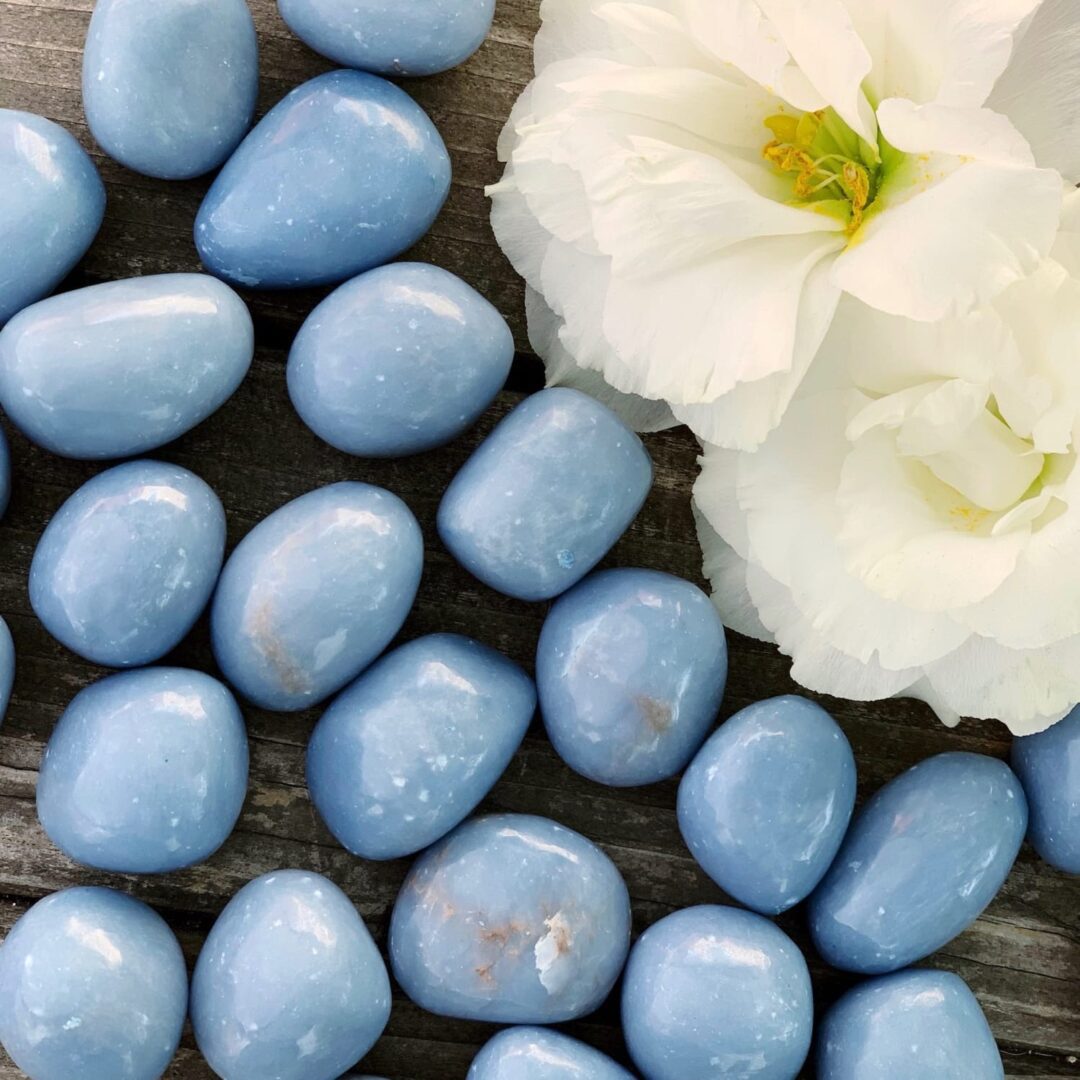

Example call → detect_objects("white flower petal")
534 0 621 70
876 98 1035 165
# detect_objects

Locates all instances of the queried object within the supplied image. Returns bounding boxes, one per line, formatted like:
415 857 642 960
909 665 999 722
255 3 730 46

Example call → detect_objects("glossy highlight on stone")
1 109 105 324
537 567 727 787
307 633 535 860
0 887 187 1080
30 460 226 667
0 274 253 459
622 905 812 1080
0 615 13 728
195 70 451 289
810 752 1027 974
468 1027 635 1080
278 0 495 76
817 969 1003 1079
83 0 258 180
390 813 631 1023
287 262 514 457
677 695 856 914
191 870 391 1080
438 389 653 601
37 668 249 874
211 482 423 711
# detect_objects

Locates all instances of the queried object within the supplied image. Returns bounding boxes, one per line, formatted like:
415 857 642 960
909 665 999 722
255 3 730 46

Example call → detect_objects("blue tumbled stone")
287 262 514 457
307 633 535 860
211 482 423 711
622 905 812 1080
810 752 1027 974
83 0 257 180
30 460 225 667
0 887 187 1080
390 813 631 1023
0 615 13 728
0 274 253 459
1012 708 1080 874
537 567 726 787
0 424 9 516
438 389 653 601
192 870 391 1080
195 70 451 289
677 695 856 914
37 667 249 874
0 109 105 324
468 1027 635 1080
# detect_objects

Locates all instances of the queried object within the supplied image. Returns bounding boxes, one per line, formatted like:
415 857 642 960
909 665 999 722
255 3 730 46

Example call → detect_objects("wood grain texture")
0 1 1078 1077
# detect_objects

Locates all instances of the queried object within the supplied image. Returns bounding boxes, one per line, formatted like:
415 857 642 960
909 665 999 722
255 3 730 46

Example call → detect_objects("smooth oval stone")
307 633 535 860
1012 708 1080 874
287 263 514 457
0 615 13 728
438 389 653 601
211 482 423 711
195 70 451 289
37 667 249 874
1 109 105 324
30 460 225 667
537 568 727 786
83 0 257 179
191 870 391 1080
0 274 253 459
809 752 1028 974
817 969 1003 1079
390 813 631 1023
468 1027 635 1080
677 695 856 914
0 424 9 517
0 886 187 1080
622 905 813 1080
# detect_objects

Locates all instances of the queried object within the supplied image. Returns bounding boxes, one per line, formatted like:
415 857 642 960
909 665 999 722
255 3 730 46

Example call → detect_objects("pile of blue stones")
0 2 1077 1079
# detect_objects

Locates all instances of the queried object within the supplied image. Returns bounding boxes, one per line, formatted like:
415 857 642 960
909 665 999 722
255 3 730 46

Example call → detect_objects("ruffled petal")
875 98 1035 165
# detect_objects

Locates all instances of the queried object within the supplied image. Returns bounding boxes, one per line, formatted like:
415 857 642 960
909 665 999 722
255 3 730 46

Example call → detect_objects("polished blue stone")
278 0 495 76
810 752 1027 974
287 262 514 457
192 870 391 1080
37 667 249 874
677 695 856 914
622 905 813 1080
0 887 187 1080
83 0 257 180
0 615 13 728
537 567 726 787
0 424 9 517
438 389 653 601
1012 708 1080 874
0 109 105 324
195 70 451 289
468 1027 635 1080
0 274 253 459
30 460 225 667
307 633 535 860
211 482 423 711
390 813 631 1023
817 969 1003 1079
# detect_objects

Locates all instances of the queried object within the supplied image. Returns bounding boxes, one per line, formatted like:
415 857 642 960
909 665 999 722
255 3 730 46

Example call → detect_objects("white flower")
490 0 1080 449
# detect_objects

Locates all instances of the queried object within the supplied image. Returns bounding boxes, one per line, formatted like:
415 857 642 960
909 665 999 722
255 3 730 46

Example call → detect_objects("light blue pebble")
0 615 13 727
390 813 631 1023
278 0 495 76
438 388 653 601
537 567 726 787
1012 708 1080 874
0 887 188 1080
307 633 535 860
191 870 391 1080
30 460 225 667
0 274 253 459
0 424 9 516
677 695 856 914
468 1027 635 1080
810 752 1028 974
83 0 257 179
287 262 514 457
37 667 249 874
211 482 423 711
195 70 451 289
0 109 105 324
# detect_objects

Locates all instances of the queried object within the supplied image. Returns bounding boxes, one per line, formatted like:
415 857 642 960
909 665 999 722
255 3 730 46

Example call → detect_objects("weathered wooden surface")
0 1 1078 1077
